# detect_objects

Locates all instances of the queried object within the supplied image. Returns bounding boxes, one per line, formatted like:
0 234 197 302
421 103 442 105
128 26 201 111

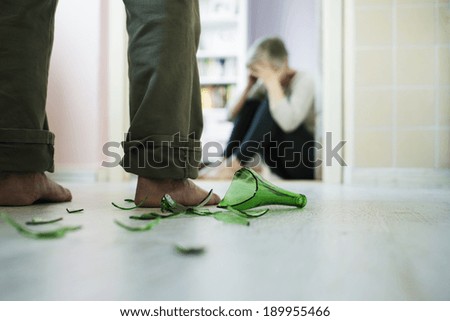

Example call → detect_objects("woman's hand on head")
280 69 296 88
247 73 258 88
251 61 280 86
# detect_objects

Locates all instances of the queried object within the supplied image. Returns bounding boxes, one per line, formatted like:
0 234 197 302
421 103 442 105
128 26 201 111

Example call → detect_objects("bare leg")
0 173 71 206
135 177 220 207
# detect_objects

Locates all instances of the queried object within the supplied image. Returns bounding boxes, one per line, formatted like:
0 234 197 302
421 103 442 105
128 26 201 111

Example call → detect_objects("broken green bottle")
218 167 308 211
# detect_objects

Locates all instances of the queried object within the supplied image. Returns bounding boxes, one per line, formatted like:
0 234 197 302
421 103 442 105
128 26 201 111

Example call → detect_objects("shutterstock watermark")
102 132 347 170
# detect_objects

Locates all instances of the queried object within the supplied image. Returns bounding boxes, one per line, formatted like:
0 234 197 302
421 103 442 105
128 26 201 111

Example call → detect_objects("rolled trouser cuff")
121 134 202 179
0 129 55 172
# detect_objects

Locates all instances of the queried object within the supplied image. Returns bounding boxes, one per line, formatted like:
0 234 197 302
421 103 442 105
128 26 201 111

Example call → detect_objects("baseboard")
350 168 450 188
47 169 99 184
47 167 136 183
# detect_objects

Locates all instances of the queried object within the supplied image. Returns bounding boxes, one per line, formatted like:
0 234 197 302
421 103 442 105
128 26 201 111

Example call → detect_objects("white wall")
248 0 320 75
46 0 108 173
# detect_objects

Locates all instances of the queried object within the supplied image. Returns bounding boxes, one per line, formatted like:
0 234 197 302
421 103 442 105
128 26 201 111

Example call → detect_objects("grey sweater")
229 71 315 135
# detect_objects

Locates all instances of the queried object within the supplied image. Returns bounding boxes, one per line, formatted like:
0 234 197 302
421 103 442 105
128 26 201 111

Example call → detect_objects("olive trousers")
0 0 203 179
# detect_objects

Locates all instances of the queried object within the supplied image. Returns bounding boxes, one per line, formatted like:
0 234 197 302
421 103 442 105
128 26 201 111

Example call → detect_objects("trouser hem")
0 129 55 172
121 134 201 179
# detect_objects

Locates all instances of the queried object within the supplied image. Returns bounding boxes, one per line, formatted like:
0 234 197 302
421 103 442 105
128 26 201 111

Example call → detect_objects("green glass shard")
112 202 138 211
0 213 81 240
26 217 63 225
129 212 180 220
160 190 214 214
66 208 84 214
185 208 218 216
226 206 269 218
112 197 148 210
159 189 270 226
115 217 161 232
160 194 188 213
218 168 307 211
129 213 160 220
175 245 205 256
196 189 214 207
213 212 250 226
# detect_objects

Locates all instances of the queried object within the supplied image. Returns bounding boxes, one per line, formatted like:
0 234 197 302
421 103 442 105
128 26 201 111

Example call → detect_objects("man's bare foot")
135 177 221 207
199 156 243 180
0 172 72 206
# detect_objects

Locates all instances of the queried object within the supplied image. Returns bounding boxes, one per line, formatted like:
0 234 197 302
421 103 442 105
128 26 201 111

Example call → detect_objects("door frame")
102 0 129 182
320 0 345 183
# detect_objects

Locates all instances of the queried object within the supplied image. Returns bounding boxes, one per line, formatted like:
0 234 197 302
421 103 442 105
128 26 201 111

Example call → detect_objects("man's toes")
41 184 72 203
55 186 72 202
207 192 221 205
63 188 73 202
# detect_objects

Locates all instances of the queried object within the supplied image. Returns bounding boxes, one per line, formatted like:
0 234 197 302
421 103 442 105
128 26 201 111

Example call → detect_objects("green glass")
218 168 308 211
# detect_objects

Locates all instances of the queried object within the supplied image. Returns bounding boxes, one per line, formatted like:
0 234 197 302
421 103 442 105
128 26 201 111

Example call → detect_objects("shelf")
198 0 247 148
200 77 237 85
200 17 239 27
197 0 247 99
197 50 239 59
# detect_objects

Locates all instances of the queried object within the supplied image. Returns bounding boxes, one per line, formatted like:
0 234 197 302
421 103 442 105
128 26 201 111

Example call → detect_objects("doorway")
102 0 344 183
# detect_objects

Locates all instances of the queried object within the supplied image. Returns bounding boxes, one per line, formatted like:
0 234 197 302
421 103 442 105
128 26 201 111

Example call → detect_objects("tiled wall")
352 0 449 169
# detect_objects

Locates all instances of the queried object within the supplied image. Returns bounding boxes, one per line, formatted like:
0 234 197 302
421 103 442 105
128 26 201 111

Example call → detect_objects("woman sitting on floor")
201 37 316 180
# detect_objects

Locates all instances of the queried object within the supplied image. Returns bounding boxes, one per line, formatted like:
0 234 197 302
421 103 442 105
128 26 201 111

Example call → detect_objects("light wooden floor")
0 180 449 300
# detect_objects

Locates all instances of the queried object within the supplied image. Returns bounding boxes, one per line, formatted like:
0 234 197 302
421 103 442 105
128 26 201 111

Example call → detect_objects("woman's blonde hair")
247 37 289 69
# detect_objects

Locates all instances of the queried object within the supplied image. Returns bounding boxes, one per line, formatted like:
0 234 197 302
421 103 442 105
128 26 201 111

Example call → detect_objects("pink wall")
46 0 108 171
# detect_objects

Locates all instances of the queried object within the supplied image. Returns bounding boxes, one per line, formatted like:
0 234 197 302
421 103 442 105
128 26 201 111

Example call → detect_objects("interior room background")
45 0 449 186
